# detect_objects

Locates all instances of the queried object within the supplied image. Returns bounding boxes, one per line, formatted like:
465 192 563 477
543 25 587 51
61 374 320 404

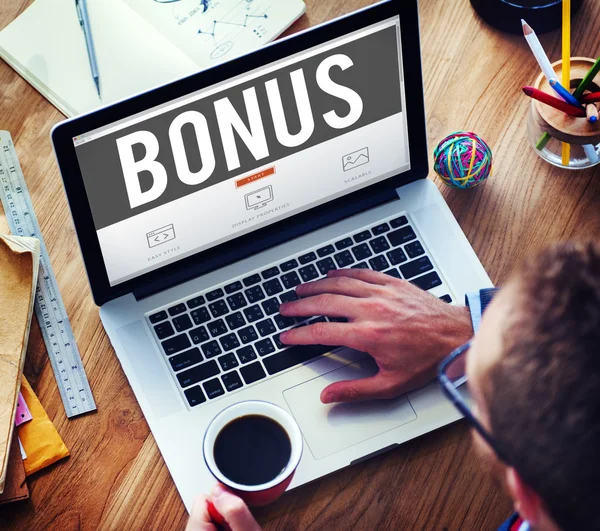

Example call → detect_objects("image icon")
147 224 176 248
342 147 370 172
245 185 274 210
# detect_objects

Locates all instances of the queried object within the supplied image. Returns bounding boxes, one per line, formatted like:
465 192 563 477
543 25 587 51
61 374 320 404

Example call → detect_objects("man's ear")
505 467 543 525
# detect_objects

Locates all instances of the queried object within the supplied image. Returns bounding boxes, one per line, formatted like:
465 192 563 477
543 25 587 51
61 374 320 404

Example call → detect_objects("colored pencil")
522 87 586 117
581 92 600 104
549 79 582 108
586 104 599 123
521 20 557 83
573 57 600 100
583 144 599 164
522 19 558 152
536 134 551 151
561 0 571 165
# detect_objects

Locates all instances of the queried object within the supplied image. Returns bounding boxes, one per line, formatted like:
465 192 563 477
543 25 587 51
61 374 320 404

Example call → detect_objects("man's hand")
186 484 262 531
279 269 472 404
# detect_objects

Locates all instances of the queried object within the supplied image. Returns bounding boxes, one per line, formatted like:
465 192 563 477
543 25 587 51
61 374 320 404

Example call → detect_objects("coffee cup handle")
207 500 233 531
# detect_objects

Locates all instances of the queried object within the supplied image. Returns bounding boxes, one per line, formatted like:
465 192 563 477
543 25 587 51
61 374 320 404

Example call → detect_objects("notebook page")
0 0 199 117
123 0 306 69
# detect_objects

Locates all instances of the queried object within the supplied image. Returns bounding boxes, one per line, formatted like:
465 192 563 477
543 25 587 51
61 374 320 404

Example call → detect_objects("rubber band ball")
433 132 493 189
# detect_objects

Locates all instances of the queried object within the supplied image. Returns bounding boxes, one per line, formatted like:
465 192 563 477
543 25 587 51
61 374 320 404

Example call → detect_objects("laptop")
51 0 492 511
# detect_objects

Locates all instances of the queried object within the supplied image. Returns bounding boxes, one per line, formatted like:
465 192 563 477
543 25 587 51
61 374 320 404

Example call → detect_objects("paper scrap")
18 377 69 476
14 392 32 426
18 438 26 460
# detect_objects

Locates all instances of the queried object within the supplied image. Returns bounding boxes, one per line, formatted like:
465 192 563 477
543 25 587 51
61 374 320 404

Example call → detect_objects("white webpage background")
99 112 408 285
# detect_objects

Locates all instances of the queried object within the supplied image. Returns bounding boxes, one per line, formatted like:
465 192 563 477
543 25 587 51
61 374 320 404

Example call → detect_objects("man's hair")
487 241 600 531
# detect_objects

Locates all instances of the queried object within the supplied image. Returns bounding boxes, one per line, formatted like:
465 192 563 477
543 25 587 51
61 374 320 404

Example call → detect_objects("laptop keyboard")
146 213 453 409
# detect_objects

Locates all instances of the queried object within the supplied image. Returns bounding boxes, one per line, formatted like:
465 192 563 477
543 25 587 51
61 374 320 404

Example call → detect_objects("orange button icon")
235 166 276 188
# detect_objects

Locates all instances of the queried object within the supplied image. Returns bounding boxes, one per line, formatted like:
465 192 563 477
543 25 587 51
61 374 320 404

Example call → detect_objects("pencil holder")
527 58 600 169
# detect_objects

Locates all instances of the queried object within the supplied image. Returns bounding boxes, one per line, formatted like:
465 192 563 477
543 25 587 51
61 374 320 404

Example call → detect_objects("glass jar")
527 58 600 170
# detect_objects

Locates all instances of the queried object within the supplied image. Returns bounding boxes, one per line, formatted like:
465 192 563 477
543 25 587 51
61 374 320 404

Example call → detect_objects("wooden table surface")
1 0 599 529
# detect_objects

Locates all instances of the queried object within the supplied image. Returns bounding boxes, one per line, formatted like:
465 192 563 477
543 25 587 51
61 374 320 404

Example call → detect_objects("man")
187 241 600 531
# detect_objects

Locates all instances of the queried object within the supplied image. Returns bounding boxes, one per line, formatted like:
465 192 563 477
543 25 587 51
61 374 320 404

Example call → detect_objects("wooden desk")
1 0 599 529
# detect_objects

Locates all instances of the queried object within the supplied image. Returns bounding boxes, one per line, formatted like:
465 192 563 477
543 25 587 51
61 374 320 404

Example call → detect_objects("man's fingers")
320 373 403 404
210 485 262 531
281 321 361 349
321 369 438 404
327 268 392 285
280 294 362 319
186 495 216 531
295 275 384 299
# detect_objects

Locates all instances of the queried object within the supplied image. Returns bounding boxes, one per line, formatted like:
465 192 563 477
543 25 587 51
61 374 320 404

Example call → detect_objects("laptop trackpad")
283 357 417 460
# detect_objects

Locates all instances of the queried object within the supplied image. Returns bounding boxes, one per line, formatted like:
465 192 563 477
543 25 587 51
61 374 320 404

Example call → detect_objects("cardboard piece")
0 235 40 493
0 432 29 505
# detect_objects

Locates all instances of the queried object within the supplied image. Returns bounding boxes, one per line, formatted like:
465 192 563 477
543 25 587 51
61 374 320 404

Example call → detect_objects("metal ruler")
0 131 96 418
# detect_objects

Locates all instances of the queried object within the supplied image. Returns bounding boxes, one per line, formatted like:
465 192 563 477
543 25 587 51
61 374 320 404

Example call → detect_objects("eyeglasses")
437 341 510 464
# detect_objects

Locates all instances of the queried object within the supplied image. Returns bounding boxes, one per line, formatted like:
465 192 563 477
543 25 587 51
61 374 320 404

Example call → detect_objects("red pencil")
522 86 586 117
581 92 600 104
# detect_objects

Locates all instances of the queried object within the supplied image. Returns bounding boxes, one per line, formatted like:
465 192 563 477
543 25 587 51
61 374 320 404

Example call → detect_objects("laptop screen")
73 16 409 287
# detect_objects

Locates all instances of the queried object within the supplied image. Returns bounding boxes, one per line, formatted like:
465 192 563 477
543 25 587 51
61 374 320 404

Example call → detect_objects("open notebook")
0 0 305 117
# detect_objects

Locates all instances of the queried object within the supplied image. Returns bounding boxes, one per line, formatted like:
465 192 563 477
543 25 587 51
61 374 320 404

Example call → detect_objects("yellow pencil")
562 0 571 166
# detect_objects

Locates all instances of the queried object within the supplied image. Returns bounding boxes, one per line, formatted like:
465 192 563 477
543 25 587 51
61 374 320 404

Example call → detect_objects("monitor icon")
245 185 274 210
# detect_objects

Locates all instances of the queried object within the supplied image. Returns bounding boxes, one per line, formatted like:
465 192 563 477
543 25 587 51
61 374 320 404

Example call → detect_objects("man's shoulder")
497 513 527 531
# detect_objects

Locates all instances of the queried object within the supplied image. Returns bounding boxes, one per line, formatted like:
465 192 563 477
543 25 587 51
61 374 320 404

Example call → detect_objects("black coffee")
213 414 292 486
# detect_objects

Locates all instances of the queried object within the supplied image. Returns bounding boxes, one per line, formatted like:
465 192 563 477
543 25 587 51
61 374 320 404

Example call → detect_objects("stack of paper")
0 235 40 493
0 432 28 505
